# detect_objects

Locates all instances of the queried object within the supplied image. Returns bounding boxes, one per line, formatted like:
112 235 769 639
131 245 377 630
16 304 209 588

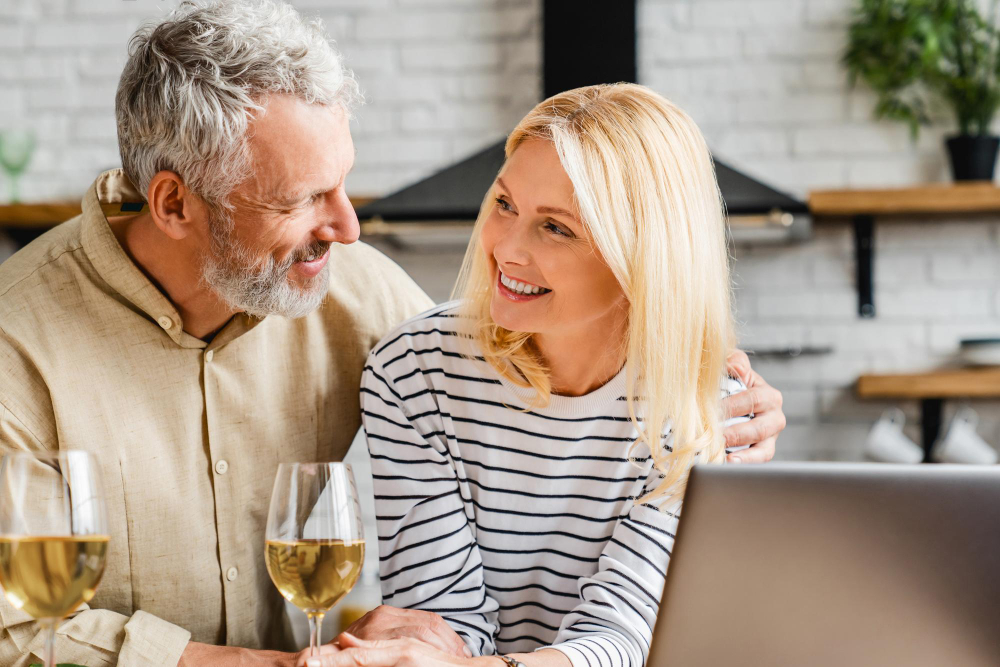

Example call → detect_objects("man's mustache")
288 240 332 266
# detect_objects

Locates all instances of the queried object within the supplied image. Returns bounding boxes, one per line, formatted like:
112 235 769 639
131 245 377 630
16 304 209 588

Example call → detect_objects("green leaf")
29 663 89 667
843 0 1000 137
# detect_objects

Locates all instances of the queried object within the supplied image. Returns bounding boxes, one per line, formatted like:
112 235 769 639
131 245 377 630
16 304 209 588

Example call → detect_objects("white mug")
933 406 999 465
864 408 924 464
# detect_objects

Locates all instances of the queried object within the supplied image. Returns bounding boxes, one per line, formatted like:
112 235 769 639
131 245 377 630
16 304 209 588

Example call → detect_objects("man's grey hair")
116 0 361 207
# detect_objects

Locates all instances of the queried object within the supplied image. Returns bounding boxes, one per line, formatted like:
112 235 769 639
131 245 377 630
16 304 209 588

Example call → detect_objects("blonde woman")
327 84 783 667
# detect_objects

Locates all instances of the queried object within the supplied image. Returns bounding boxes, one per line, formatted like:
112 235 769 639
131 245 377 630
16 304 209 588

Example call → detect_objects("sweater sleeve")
361 349 501 657
547 378 751 667
545 462 678 667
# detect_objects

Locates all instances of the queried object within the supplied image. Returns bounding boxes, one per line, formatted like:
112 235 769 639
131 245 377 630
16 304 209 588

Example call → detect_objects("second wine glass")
0 129 36 203
265 462 365 659
0 450 109 667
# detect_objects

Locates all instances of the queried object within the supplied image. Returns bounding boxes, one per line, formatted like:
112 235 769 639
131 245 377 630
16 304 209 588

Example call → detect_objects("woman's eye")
544 221 570 237
495 196 513 212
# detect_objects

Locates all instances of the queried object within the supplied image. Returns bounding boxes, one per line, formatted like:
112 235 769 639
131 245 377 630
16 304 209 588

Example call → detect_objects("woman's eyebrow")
496 178 579 222
537 205 578 221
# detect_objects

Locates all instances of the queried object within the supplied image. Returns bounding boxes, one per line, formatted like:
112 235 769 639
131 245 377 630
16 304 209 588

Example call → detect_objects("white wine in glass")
265 463 364 659
0 451 109 667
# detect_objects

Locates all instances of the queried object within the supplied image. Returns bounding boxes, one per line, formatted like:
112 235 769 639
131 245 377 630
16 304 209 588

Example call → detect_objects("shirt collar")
80 169 263 349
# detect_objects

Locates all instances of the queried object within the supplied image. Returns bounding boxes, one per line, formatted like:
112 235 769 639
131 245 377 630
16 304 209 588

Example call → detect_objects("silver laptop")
648 463 1000 667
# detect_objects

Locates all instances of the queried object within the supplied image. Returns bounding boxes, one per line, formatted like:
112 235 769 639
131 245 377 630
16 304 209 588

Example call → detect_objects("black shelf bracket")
853 214 875 318
920 398 944 463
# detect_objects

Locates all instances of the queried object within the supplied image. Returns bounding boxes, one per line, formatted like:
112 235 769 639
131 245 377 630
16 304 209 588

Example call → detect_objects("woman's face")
480 139 627 341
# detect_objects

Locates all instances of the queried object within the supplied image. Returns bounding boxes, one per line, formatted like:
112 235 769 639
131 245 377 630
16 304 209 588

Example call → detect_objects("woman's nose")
493 220 531 266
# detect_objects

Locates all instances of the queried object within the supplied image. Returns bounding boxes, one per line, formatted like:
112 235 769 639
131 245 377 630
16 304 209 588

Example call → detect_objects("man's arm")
0 405 312 667
178 641 304 666
0 405 194 667
0 566 191 667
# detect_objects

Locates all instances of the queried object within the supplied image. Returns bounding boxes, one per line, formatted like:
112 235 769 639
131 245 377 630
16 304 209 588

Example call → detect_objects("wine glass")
0 450 109 667
265 463 365 659
0 130 36 203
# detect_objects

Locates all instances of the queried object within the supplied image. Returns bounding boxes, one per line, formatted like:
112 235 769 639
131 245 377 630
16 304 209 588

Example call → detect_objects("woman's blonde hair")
453 83 736 503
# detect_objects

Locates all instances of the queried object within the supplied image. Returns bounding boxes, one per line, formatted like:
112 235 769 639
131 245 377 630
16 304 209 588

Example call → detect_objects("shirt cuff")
118 610 191 667
545 641 596 667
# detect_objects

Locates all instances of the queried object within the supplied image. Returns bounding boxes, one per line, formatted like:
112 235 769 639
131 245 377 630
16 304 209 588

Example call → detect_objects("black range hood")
357 0 808 225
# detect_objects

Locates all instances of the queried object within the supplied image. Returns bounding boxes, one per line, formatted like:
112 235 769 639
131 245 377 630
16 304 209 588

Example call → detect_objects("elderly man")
0 1 785 666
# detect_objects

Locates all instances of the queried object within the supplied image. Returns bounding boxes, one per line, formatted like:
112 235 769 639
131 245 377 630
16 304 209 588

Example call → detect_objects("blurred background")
3 0 1000 626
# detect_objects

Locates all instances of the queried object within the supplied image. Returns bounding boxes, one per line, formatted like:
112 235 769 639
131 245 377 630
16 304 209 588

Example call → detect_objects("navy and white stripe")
362 302 747 667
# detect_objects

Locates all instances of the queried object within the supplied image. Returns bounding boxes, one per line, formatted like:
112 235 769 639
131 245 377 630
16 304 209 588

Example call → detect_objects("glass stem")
8 176 18 204
308 612 325 657
41 619 57 667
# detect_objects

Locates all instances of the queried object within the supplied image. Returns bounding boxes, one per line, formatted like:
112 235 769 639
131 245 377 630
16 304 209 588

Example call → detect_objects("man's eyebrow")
271 160 355 206
497 178 580 222
269 184 334 207
283 188 323 202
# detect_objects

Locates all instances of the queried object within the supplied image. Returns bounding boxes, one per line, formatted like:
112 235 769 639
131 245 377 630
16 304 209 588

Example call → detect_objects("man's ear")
146 171 205 241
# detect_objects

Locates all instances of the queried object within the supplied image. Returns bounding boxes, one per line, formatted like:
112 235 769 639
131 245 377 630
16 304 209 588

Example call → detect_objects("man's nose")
314 190 360 245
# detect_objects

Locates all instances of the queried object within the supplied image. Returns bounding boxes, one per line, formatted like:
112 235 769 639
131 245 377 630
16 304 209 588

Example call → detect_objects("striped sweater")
361 302 747 667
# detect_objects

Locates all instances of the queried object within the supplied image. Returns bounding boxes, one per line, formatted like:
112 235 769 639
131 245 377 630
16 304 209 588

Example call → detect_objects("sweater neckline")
495 364 630 417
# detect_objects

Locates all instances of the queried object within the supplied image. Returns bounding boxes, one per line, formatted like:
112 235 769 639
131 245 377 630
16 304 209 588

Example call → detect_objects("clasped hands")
294 605 538 667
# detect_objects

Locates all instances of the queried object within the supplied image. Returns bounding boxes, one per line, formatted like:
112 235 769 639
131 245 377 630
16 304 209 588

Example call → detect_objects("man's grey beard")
200 210 331 319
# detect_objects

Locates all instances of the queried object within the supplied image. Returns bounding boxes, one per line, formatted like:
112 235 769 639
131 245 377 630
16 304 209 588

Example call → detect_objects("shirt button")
226 567 238 582
157 316 173 330
215 459 229 475
205 350 214 363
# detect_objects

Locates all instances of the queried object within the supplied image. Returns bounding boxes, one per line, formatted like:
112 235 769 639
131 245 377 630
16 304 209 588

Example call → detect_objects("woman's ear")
146 171 203 241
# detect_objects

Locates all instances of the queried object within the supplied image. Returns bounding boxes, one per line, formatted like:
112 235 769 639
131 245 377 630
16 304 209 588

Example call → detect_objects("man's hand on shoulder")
722 349 785 464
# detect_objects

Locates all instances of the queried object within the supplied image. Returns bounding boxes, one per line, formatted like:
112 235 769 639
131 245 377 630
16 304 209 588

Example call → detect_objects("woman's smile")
497 270 552 302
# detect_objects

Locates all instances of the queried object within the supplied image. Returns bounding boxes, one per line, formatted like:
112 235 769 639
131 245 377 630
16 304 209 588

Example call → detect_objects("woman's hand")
298 634 486 667
340 605 470 657
299 635 575 667
723 350 785 464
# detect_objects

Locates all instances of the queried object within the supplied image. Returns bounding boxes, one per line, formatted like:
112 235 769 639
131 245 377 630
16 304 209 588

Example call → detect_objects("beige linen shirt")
0 170 434 666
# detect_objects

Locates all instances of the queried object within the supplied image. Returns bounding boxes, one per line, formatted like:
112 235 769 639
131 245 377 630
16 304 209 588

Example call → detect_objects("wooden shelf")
857 366 1000 462
809 182 1000 217
857 367 1000 400
0 202 83 228
0 196 378 231
807 182 1000 318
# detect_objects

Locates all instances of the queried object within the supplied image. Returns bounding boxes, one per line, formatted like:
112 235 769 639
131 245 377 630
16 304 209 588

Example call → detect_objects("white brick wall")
0 0 980 200
733 222 1000 460
0 0 539 200
2 0 999 459
638 0 957 196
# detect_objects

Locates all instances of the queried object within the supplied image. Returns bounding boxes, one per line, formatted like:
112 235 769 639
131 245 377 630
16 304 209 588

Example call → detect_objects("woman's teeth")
500 272 550 295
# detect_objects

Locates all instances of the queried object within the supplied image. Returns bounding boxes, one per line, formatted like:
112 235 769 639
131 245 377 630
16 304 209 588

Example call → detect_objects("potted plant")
844 0 1000 180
